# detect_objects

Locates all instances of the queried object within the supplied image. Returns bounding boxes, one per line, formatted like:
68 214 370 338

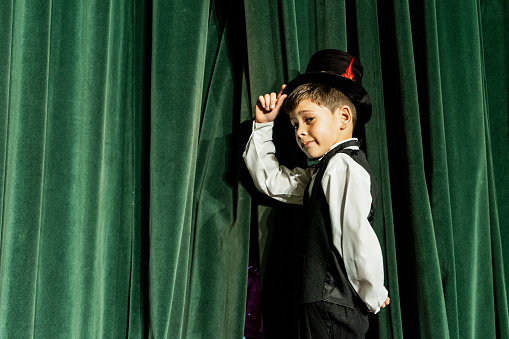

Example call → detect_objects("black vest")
294 140 378 311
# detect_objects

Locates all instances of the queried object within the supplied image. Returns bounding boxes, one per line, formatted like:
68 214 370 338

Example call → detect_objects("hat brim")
283 72 372 125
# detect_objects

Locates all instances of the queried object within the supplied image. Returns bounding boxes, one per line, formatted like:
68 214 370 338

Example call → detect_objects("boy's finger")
275 94 287 109
264 94 271 110
258 95 265 109
277 84 286 98
270 92 277 109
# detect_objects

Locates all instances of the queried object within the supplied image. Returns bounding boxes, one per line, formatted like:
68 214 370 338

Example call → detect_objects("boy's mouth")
301 140 314 148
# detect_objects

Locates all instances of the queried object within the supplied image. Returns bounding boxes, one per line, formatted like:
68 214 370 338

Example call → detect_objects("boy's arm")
243 121 312 204
322 154 389 313
243 85 312 204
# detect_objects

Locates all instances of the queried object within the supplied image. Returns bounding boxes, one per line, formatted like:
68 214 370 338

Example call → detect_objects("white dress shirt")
243 121 388 313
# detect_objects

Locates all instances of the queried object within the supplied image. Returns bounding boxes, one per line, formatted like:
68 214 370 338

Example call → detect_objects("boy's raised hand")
255 84 287 123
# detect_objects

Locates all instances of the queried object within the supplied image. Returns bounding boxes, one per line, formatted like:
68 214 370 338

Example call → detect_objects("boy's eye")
305 117 314 123
292 124 298 130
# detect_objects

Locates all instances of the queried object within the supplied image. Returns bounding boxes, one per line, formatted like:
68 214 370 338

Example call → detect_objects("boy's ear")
337 105 353 129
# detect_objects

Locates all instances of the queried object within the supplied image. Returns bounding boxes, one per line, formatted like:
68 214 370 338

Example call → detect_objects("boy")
243 50 389 338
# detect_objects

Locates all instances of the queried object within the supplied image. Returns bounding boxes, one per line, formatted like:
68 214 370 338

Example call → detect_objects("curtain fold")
0 0 507 338
148 0 252 337
378 1 457 337
1 0 143 337
148 0 209 335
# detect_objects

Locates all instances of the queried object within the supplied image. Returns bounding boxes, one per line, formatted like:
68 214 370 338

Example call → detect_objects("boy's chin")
301 149 326 160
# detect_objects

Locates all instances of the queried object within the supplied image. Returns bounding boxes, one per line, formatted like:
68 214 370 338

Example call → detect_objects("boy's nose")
296 126 307 137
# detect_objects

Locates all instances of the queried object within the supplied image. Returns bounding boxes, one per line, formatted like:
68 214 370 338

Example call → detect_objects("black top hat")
283 49 372 125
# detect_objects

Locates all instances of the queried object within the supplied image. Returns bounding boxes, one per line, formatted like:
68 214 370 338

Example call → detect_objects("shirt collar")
319 138 359 161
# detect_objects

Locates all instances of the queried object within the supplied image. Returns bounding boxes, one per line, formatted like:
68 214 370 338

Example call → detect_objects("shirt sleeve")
242 121 313 205
322 154 388 313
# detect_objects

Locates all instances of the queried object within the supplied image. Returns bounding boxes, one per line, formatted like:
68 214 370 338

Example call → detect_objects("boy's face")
289 99 345 159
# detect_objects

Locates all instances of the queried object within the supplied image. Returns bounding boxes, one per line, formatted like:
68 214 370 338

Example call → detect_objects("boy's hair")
284 83 358 126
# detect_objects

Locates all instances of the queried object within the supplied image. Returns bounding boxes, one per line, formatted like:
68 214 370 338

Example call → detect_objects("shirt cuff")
371 287 389 314
252 121 274 142
253 120 274 129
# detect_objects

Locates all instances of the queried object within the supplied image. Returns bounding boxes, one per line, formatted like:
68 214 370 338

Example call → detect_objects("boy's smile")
289 100 348 159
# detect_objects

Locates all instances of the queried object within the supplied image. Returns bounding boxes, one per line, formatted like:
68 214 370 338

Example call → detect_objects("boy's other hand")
255 84 287 123
368 296 390 313
381 297 390 309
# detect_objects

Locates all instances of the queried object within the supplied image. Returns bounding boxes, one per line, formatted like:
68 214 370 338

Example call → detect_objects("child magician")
243 49 390 338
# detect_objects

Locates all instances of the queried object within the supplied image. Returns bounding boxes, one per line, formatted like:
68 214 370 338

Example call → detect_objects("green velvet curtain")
0 0 507 338
1 0 144 337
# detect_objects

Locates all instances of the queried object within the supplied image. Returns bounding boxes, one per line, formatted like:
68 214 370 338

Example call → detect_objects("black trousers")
297 301 369 339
